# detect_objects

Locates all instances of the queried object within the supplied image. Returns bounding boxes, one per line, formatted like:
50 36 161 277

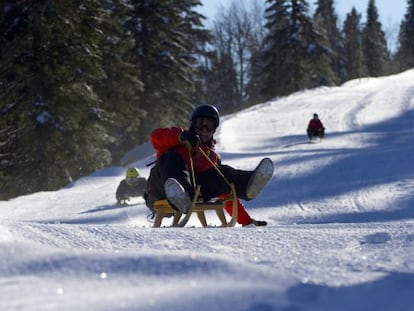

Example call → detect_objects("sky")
198 0 406 25
198 0 407 50
1 68 414 310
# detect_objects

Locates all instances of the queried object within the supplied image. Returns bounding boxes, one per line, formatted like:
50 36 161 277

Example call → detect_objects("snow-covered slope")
1 70 414 311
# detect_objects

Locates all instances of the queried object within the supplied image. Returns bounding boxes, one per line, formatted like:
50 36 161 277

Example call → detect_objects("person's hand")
179 130 200 149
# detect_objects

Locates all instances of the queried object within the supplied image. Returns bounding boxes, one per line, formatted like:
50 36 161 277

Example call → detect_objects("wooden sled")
153 183 238 228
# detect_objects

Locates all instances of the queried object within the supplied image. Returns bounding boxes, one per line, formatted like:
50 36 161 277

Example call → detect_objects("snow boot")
164 178 191 214
242 219 267 227
251 219 267 226
246 158 274 199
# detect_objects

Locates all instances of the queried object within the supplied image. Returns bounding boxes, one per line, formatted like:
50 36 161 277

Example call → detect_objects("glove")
179 130 200 149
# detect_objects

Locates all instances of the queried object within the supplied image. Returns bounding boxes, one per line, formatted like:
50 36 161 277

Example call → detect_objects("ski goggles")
193 117 216 132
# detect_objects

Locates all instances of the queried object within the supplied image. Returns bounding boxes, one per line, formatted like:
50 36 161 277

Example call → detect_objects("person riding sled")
144 104 274 226
307 113 325 141
116 167 147 205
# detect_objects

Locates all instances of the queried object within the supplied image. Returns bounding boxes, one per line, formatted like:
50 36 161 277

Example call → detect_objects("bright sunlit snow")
1 70 414 311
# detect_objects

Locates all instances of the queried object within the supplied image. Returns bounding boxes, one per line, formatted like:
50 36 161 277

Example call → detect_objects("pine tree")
0 0 136 198
343 7 367 80
283 0 311 92
94 0 146 162
261 0 333 98
261 0 291 98
313 0 343 83
361 0 389 77
206 45 239 112
127 0 206 130
396 0 414 70
178 0 213 109
306 12 337 87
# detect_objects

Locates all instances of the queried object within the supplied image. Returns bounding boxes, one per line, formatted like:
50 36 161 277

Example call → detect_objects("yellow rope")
188 148 197 192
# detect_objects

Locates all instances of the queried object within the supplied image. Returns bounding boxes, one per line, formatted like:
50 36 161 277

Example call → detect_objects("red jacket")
151 126 253 226
307 119 324 131
151 127 219 173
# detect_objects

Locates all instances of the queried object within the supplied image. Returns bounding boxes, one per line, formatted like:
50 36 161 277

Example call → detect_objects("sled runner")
152 147 238 228
153 183 238 227
309 137 322 144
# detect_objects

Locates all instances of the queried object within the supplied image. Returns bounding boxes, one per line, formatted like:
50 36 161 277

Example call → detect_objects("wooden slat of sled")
153 184 238 228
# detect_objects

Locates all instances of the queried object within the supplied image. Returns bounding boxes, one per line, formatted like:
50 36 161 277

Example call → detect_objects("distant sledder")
307 113 325 142
116 168 147 205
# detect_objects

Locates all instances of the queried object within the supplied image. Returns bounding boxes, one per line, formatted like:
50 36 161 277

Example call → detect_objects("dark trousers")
145 150 252 210
307 128 324 139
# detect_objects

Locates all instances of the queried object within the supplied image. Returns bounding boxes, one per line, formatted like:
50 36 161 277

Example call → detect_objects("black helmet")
190 105 220 128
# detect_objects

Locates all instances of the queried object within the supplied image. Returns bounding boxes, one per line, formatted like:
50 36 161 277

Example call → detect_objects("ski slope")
1 69 414 310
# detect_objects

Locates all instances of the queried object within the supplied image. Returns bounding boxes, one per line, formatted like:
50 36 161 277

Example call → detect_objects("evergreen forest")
1 0 414 199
